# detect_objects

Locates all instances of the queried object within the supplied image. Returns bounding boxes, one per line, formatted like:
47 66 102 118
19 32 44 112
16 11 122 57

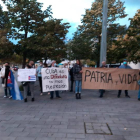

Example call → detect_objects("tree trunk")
98 35 101 67
22 52 26 68
22 27 28 68
44 59 47 64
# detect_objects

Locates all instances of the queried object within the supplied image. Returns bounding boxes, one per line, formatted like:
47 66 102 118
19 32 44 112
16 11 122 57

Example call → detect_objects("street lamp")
100 0 108 66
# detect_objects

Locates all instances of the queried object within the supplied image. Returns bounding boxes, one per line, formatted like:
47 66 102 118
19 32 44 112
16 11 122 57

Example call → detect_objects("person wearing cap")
118 59 132 98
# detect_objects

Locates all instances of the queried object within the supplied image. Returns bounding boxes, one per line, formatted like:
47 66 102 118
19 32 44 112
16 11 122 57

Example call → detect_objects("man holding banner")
99 61 107 98
22 61 36 102
41 61 69 99
118 59 132 98
50 61 61 99
82 63 139 95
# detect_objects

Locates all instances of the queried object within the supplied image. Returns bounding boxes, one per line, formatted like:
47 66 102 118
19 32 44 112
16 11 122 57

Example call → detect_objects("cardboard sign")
82 68 139 90
42 68 69 92
18 69 36 82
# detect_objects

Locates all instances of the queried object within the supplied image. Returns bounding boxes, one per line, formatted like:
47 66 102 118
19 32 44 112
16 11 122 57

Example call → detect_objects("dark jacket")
73 64 82 81
70 67 74 81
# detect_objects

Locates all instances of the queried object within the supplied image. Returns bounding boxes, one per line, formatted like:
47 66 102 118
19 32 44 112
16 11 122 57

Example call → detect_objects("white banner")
18 69 36 81
42 68 69 92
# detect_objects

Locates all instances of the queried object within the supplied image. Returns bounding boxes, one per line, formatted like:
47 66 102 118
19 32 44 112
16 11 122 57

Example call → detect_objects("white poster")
42 68 69 92
17 69 36 81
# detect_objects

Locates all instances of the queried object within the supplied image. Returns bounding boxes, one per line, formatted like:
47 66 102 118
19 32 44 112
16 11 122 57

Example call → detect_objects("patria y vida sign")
82 68 139 90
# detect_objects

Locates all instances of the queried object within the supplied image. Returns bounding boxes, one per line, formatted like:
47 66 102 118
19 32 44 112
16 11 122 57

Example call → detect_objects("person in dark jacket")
69 65 74 92
73 60 82 99
99 61 107 98
0 62 12 98
118 59 131 98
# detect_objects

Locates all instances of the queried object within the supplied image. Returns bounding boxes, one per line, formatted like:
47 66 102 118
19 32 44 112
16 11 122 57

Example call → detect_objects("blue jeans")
75 81 82 94
138 88 140 99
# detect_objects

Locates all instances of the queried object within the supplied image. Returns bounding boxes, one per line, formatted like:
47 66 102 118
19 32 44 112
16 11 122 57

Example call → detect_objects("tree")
125 9 140 63
0 5 14 61
112 10 140 64
2 0 52 67
70 0 127 66
29 19 70 63
67 28 93 60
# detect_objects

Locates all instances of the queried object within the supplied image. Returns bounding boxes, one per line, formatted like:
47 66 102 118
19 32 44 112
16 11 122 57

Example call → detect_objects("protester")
0 62 23 100
69 64 74 92
23 61 35 102
36 61 43 96
118 59 131 98
35 64 38 69
73 60 82 99
50 61 61 99
64 63 71 92
99 61 107 98
0 62 12 98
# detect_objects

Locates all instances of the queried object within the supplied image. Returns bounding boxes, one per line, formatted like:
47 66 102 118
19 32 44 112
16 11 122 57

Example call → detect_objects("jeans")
50 91 60 98
75 80 82 94
138 88 140 99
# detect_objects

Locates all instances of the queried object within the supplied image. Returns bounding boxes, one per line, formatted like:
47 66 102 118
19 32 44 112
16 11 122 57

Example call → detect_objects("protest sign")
42 68 69 92
18 69 36 81
82 68 139 90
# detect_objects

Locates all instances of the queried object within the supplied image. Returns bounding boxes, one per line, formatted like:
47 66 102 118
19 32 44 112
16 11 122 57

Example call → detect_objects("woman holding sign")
73 60 83 99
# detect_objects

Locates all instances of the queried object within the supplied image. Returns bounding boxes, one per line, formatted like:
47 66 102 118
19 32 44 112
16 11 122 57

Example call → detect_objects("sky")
0 0 140 40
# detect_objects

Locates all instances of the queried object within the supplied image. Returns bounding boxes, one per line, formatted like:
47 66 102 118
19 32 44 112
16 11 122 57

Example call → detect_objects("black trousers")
99 89 105 97
118 90 128 96
70 80 74 91
38 77 43 93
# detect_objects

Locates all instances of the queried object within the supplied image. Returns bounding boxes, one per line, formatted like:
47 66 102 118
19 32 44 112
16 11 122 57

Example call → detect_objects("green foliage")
126 9 140 63
1 0 70 67
68 0 127 65
0 5 14 61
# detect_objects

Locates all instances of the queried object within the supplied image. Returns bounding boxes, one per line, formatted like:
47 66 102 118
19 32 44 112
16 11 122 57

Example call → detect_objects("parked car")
13 66 19 71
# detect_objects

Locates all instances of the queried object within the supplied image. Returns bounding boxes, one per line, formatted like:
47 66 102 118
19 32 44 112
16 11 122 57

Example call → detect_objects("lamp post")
100 0 108 66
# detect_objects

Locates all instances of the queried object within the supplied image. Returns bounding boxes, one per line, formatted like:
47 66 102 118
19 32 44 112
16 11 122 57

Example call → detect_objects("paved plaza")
0 81 140 140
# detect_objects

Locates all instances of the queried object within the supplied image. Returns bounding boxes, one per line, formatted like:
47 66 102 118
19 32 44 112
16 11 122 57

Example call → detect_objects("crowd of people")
0 59 140 102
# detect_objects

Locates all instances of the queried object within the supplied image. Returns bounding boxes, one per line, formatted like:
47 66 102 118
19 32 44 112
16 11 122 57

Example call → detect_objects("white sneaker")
3 95 7 98
9 96 12 99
